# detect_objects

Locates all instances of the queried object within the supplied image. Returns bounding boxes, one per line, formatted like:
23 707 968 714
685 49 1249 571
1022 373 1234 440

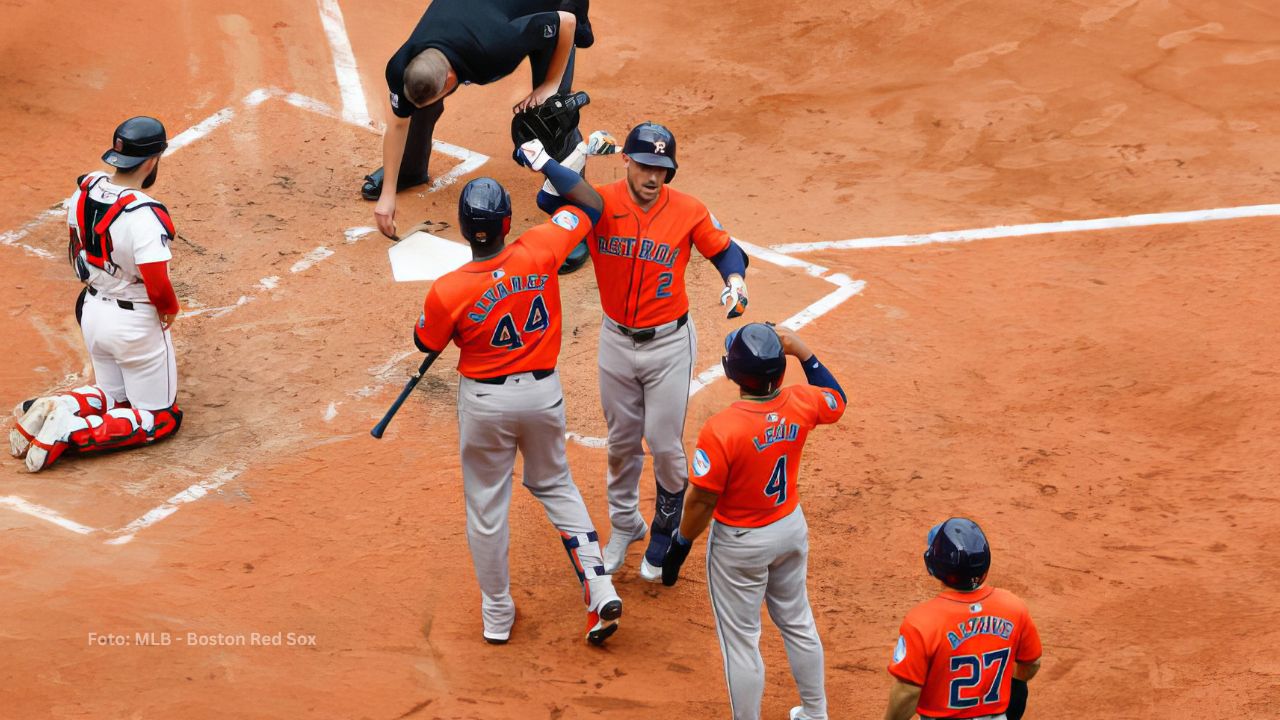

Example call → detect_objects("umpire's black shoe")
360 167 431 201
558 239 590 275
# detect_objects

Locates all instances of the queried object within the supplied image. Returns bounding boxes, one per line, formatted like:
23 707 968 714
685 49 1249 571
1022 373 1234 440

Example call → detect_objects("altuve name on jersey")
946 615 1015 650
752 418 800 452
597 236 681 269
466 273 550 323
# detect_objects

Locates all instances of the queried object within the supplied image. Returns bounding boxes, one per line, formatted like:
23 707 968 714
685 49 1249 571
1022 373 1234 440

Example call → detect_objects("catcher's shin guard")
24 404 182 472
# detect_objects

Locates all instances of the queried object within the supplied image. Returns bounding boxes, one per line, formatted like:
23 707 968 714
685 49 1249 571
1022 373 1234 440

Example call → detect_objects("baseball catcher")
10 117 182 472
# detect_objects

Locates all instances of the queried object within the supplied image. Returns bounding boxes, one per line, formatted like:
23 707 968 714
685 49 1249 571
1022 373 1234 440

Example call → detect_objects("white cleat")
789 706 819 720
603 523 648 575
24 403 72 473
585 576 623 645
638 557 663 583
10 398 55 459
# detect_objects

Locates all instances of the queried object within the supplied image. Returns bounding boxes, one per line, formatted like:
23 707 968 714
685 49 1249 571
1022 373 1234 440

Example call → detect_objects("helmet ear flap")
502 216 512 237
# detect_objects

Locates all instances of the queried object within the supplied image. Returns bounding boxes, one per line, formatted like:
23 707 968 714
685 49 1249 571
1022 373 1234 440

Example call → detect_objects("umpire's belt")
86 286 137 311
471 368 555 386
610 312 688 343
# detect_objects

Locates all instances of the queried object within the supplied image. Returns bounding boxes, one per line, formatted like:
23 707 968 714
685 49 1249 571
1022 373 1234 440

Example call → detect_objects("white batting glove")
586 130 618 156
720 275 748 318
516 139 551 171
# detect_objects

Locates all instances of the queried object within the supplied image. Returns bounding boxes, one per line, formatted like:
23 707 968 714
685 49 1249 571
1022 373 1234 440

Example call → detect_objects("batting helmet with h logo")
622 122 678 183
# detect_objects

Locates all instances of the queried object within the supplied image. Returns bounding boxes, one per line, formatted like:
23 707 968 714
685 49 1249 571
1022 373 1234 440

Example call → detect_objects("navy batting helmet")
722 323 786 395
458 177 512 246
622 122 677 182
923 518 991 592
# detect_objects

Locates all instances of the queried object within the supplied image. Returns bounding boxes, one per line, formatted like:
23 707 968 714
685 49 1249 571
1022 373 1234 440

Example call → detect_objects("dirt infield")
2 0 1278 718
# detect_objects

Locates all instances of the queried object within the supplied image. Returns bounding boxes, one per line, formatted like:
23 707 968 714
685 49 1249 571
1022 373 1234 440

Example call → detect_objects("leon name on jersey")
466 273 550 323
752 413 800 452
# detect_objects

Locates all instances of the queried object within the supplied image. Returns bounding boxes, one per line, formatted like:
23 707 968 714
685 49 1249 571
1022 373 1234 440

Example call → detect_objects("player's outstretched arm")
882 678 922 720
516 139 602 223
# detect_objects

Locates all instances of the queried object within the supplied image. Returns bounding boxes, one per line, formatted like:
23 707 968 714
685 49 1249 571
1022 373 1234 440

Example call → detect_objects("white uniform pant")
80 294 177 410
707 506 826 720
457 371 603 636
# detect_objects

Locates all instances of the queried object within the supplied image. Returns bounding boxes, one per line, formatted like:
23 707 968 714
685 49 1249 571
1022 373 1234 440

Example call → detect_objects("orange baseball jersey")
689 383 846 527
888 586 1042 718
589 180 731 328
415 206 591 379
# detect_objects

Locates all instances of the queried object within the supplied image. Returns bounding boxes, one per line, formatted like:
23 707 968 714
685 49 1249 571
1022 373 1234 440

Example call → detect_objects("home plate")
388 230 471 282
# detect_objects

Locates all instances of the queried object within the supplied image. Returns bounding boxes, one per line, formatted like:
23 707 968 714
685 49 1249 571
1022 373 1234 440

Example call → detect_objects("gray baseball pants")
457 371 605 637
597 316 697 537
706 506 827 720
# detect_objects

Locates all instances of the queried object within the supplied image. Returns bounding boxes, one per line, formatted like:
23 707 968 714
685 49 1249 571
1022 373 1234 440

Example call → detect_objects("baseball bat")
370 352 439 439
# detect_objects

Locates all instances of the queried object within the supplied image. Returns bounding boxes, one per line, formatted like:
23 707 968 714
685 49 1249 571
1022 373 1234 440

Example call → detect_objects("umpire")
368 0 594 272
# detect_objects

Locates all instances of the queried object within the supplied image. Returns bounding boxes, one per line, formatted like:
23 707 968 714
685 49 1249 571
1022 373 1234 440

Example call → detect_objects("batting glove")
662 530 693 586
586 130 618 156
720 275 749 319
514 138 551 171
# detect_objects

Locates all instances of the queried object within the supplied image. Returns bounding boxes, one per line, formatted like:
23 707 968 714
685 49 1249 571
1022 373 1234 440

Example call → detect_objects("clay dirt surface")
1 0 1278 718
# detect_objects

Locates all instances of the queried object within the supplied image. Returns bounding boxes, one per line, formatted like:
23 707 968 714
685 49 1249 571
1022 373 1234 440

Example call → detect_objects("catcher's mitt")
511 91 590 162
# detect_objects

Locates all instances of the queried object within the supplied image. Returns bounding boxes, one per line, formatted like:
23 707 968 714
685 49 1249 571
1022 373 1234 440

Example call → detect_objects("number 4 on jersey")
764 455 788 506
491 294 549 351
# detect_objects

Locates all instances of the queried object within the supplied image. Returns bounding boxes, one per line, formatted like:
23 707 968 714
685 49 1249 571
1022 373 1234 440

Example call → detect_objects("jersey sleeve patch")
822 390 839 411
692 448 712 477
892 634 907 664
551 209 580 232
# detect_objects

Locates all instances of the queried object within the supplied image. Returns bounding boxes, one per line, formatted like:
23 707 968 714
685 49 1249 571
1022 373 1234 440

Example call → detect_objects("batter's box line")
0 86 489 263
0 465 241 545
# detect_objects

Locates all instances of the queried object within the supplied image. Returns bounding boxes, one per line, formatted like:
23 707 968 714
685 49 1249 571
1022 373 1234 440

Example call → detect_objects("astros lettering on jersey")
589 180 730 329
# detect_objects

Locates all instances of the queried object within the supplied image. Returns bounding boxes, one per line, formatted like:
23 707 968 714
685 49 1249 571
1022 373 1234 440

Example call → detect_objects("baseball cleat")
483 628 511 645
638 557 663 583
603 523 647 574
10 397 56 459
584 577 623 645
24 403 73 473
638 530 672 583
789 706 816 720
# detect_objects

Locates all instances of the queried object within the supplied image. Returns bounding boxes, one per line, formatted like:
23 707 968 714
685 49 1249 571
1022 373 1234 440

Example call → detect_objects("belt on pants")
610 312 689 343
921 715 1006 720
470 368 555 386
86 285 137 311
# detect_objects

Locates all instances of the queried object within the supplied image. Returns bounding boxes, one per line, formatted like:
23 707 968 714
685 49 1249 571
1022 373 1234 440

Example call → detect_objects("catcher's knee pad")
64 404 182 456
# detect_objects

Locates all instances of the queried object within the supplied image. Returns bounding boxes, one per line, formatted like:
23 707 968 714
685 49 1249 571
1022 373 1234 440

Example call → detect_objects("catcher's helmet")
923 518 991 592
102 116 168 170
622 122 677 182
458 178 512 247
722 323 786 395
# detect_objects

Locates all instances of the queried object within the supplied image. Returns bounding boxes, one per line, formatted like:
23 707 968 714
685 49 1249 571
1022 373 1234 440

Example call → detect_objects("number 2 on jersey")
764 455 788 505
949 647 1009 709
655 272 673 298
490 294 549 351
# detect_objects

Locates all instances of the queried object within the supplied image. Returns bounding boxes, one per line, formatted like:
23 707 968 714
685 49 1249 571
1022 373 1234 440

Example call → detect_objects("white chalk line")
104 466 241 545
772 203 1280 254
0 85 490 540
316 0 370 127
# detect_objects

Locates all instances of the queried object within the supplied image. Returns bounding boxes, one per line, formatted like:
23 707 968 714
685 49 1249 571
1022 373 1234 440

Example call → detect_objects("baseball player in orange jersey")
661 323 846 720
411 139 622 645
10 117 183 472
884 518 1042 720
537 122 752 582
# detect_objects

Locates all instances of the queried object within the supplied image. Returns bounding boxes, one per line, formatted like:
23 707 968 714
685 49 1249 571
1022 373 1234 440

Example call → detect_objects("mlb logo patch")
766 413 779 423
543 24 556 38
492 269 506 280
